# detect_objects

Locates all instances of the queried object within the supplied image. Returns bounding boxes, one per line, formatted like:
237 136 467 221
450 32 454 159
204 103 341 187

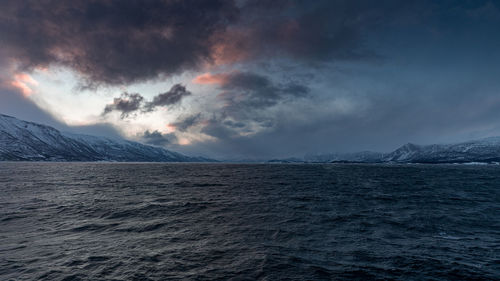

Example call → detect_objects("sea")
0 162 499 280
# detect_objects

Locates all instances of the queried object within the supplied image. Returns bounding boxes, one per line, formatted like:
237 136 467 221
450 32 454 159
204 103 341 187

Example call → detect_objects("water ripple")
0 163 499 280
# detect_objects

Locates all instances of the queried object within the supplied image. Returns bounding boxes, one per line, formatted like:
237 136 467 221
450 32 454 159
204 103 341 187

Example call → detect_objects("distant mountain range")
0 114 212 162
302 138 500 164
3 113 500 164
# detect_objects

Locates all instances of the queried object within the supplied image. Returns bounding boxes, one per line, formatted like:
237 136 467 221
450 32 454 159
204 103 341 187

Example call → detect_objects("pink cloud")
192 72 230 85
166 123 177 133
9 73 38 97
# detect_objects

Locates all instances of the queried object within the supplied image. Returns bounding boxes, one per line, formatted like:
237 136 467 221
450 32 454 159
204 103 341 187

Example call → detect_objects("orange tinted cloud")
10 73 38 97
192 72 229 85
166 123 177 133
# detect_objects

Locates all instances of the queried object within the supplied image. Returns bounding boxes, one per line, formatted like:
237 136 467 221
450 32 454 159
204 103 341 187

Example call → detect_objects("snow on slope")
382 139 500 163
0 114 211 162
304 138 500 164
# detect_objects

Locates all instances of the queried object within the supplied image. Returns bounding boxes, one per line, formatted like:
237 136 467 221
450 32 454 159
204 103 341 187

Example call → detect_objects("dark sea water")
0 163 499 280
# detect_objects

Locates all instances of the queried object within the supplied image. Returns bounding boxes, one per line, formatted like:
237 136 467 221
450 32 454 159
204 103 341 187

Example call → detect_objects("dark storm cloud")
0 0 238 86
220 72 308 108
213 0 394 64
196 72 308 139
0 0 417 87
144 84 192 112
142 130 176 146
103 92 144 118
200 117 239 140
215 0 500 65
2 0 493 87
103 84 191 117
171 113 202 132
185 55 500 160
216 72 308 124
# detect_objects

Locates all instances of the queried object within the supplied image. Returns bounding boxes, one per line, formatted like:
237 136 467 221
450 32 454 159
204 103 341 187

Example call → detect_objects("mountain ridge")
3 113 500 164
0 114 213 162
304 138 500 164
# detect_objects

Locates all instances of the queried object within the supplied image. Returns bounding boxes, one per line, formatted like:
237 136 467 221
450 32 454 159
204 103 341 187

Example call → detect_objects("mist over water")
0 163 499 280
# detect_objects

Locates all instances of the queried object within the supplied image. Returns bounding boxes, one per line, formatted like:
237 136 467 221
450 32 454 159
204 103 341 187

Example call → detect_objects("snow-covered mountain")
4 113 500 164
0 114 212 162
304 138 500 164
382 138 500 163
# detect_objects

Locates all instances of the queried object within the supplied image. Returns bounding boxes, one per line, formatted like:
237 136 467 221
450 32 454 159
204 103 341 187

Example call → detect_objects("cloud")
194 72 309 139
144 84 192 112
0 82 124 139
102 84 191 117
2 0 485 88
0 53 124 139
211 0 387 65
192 72 229 85
141 130 176 146
184 55 500 160
0 0 238 86
103 92 144 118
200 117 239 140
0 87 65 129
195 71 309 112
170 113 202 132
0 0 409 87
66 122 124 139
217 72 309 119
5 0 500 161
9 73 38 97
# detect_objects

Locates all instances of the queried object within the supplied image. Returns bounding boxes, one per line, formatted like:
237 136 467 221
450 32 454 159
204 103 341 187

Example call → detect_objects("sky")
1 0 500 159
